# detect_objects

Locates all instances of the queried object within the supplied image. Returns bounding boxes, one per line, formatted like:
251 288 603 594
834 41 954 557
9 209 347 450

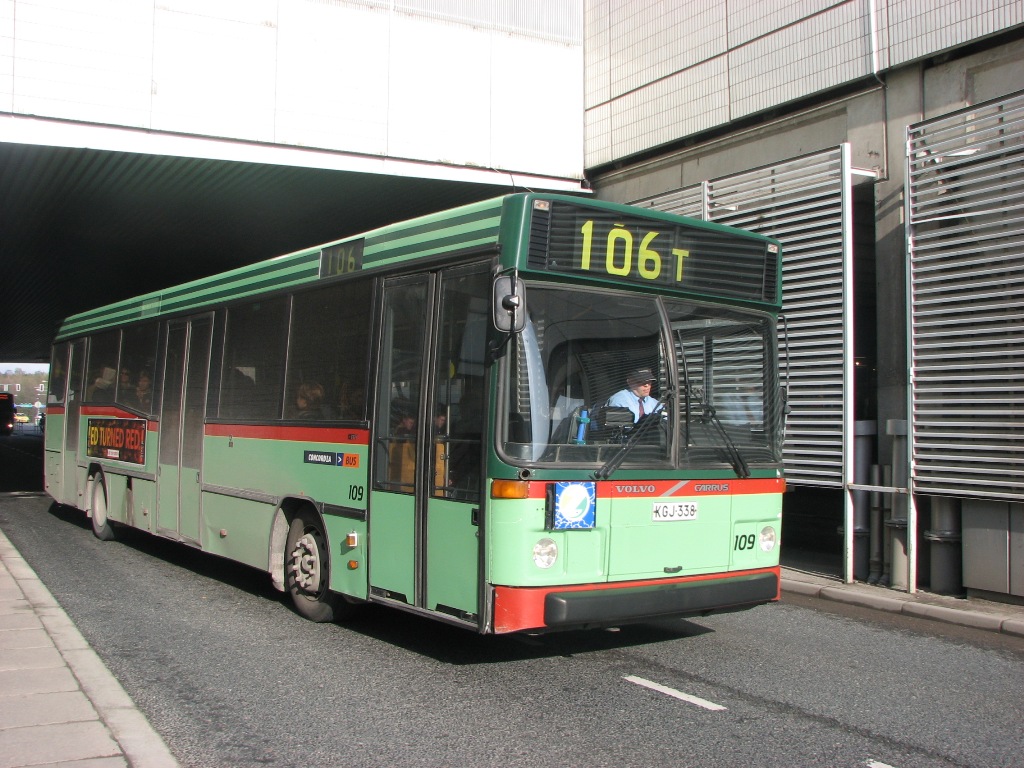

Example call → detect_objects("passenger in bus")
130 371 153 412
118 367 134 393
293 382 327 419
606 367 662 422
87 366 116 401
388 404 417 489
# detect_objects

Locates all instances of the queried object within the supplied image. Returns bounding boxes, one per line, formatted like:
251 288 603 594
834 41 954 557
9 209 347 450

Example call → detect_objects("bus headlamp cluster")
759 526 778 552
532 538 558 569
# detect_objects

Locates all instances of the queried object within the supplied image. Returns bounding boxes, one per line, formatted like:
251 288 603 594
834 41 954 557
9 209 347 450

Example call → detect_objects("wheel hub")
289 532 323 593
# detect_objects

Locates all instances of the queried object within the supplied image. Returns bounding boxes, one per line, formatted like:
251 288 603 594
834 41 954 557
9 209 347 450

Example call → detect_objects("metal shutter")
907 90 1024 500
637 146 855 488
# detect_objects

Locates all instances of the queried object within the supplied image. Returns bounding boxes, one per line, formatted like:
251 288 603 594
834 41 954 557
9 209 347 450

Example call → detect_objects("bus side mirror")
492 276 527 333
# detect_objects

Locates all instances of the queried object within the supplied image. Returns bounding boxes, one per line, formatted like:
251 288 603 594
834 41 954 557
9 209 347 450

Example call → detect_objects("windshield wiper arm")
594 389 673 480
701 404 751 479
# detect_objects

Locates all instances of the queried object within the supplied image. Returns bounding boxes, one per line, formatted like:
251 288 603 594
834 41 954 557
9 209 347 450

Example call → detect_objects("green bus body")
45 193 784 634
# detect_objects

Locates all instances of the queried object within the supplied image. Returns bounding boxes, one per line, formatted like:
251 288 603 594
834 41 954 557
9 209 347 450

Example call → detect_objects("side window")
48 343 70 405
85 331 120 402
220 298 288 420
117 323 159 414
286 279 372 421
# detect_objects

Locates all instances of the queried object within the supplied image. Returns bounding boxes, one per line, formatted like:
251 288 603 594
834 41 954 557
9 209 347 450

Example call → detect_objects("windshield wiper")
700 404 751 479
594 388 673 480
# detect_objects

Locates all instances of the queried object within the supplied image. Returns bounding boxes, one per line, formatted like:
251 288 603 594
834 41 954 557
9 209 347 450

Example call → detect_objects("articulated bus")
44 194 785 634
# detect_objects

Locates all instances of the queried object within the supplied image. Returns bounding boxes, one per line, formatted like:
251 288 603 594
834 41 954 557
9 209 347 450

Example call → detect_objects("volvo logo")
614 484 656 494
694 483 729 492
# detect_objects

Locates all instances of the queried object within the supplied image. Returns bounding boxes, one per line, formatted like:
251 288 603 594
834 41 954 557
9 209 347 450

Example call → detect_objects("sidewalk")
782 558 1024 638
0 529 179 768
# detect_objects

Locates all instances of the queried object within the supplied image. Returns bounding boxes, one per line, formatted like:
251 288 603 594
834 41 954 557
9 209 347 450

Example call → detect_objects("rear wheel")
90 471 116 541
285 511 351 622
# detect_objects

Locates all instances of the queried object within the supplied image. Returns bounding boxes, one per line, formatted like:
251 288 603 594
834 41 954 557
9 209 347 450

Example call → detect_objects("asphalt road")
2 488 1023 768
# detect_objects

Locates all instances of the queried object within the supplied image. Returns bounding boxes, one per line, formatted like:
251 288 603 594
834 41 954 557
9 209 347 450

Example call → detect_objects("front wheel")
90 472 116 541
285 511 351 622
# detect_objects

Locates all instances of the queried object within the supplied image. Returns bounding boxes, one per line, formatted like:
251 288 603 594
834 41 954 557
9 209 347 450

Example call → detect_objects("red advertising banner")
86 418 147 464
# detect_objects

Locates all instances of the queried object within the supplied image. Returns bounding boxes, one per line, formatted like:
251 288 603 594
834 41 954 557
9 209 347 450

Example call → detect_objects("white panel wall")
152 1 279 141
0 1 13 112
274 1 390 156
11 0 154 127
2 0 584 180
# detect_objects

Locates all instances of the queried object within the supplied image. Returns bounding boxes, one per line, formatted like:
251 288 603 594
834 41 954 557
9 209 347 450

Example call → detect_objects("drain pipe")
925 496 963 595
852 420 876 580
886 419 909 590
880 465 893 587
868 464 883 584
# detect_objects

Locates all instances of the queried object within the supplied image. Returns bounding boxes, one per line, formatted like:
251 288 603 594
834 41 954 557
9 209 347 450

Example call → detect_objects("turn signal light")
491 479 530 499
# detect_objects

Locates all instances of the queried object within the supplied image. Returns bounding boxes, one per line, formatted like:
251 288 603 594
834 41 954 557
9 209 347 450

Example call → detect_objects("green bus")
44 193 785 634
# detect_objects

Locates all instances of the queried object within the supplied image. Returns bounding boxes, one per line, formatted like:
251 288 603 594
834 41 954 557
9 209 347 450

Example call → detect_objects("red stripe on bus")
205 423 370 444
506 477 785 499
492 566 781 634
47 406 66 416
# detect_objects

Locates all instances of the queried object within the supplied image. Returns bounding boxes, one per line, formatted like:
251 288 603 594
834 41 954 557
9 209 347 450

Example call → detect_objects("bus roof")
55 193 780 340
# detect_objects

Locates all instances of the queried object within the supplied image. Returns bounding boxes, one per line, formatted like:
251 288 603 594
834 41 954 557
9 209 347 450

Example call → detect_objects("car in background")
13 411 29 423
0 393 14 435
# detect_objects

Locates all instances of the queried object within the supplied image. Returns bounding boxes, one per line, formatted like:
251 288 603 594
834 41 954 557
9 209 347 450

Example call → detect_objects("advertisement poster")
86 418 147 464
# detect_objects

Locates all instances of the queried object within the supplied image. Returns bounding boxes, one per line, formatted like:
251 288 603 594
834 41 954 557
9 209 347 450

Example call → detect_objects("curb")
782 578 1024 638
0 530 181 768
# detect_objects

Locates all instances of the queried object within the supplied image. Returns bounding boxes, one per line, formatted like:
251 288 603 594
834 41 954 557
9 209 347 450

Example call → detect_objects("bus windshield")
500 284 784 473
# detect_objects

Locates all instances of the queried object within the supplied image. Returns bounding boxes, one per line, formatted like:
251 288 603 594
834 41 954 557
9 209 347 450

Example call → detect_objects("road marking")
624 675 727 711
866 761 899 768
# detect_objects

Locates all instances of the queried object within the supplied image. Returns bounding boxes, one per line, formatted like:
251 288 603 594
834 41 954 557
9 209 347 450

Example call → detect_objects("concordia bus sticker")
303 450 359 468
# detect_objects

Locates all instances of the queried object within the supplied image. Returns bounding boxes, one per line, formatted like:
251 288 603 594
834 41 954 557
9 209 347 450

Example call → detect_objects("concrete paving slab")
0 720 120 768
0 691 97 730
0 666 79 697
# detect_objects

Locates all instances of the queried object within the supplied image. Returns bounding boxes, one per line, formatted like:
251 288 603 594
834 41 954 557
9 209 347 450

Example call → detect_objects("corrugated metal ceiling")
0 142 519 362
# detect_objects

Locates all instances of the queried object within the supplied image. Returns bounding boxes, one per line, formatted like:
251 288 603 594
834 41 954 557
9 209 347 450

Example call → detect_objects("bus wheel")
90 471 116 541
285 512 343 622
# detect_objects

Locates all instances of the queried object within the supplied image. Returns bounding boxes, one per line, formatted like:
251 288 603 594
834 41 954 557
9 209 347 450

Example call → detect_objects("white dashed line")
866 761 899 768
624 675 727 711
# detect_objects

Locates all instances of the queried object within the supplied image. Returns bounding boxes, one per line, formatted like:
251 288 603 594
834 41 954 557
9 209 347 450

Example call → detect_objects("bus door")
63 339 87 507
157 315 212 544
370 265 488 624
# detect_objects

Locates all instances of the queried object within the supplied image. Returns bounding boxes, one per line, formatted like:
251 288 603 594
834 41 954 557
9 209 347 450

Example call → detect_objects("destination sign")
319 239 365 279
528 201 779 303
86 418 147 464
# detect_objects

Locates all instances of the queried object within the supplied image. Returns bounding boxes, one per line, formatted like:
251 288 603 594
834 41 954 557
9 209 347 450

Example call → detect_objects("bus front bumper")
491 566 780 634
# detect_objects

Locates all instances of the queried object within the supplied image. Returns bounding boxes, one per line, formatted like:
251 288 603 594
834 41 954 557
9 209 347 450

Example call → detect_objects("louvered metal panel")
634 147 853 488
907 90 1024 500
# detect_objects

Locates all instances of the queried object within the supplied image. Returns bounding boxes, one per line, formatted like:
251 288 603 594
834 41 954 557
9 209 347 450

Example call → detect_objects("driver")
606 367 662 423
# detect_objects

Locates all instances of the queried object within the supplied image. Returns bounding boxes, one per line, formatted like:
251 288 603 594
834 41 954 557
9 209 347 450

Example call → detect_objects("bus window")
432 267 489 501
220 298 288 420
375 279 428 494
48 343 69 405
118 323 159 413
286 278 372 421
86 331 120 402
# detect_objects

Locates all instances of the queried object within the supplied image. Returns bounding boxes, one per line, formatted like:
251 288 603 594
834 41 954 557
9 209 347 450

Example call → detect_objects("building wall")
585 0 1024 170
0 0 584 179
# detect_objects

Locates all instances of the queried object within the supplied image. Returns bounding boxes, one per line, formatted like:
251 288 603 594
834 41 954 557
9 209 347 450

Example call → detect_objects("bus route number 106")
652 502 698 521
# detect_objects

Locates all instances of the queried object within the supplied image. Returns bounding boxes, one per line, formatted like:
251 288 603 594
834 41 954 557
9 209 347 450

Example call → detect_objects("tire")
285 511 349 622
90 471 117 541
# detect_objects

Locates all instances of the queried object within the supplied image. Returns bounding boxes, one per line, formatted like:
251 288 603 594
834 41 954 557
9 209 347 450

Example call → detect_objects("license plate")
652 501 698 521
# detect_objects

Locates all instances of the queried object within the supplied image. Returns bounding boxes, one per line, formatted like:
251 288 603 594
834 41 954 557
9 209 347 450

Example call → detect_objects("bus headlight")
759 526 778 552
532 538 558 569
